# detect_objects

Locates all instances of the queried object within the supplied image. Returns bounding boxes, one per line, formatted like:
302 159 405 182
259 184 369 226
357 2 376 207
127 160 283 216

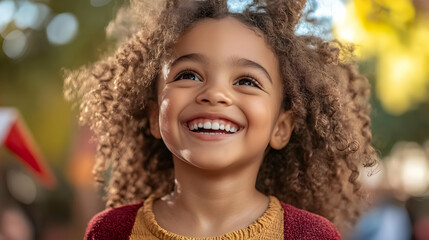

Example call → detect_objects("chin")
173 151 238 171
187 159 234 171
187 156 235 170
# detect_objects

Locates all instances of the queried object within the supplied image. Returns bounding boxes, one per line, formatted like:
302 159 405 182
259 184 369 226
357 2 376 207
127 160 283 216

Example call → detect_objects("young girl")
65 0 377 239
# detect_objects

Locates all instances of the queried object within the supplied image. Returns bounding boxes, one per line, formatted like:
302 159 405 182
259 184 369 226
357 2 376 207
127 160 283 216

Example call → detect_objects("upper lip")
182 113 244 128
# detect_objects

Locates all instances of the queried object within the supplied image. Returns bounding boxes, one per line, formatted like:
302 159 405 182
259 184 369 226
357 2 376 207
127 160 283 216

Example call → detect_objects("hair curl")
64 0 377 233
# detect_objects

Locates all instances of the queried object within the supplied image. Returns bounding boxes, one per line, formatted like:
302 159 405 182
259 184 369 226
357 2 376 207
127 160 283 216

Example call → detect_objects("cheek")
157 87 188 139
157 95 182 157
158 98 171 131
244 96 279 128
158 91 178 132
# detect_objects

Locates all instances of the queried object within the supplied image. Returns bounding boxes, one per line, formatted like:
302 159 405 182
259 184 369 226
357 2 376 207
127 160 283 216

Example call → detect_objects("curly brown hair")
64 0 377 232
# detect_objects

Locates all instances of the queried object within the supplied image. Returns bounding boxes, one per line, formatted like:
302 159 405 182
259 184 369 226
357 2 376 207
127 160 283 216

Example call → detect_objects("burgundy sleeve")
84 202 143 240
281 202 342 240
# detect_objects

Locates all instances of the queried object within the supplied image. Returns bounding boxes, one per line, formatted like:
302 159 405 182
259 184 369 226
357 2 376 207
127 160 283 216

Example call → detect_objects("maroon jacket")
85 201 342 239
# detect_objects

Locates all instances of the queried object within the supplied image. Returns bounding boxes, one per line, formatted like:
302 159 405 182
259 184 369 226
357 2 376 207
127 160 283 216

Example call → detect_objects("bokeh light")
0 208 34 240
31 3 51 30
14 1 39 29
0 0 75 58
385 142 429 197
46 13 78 45
6 169 37 205
402 153 428 195
0 0 16 33
2 29 27 59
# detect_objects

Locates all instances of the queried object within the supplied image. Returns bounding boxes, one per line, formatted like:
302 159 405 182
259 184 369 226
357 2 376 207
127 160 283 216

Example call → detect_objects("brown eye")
234 77 261 88
174 71 201 81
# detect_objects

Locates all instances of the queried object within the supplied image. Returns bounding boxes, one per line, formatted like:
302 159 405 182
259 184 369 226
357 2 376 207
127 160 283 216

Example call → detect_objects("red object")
84 201 341 240
0 108 56 188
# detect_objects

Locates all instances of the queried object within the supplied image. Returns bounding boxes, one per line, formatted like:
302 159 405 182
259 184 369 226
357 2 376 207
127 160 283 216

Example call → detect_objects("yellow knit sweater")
129 195 284 240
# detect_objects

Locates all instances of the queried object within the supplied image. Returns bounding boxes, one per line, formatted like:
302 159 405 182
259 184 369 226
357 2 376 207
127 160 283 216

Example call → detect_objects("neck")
153 156 269 236
175 158 263 213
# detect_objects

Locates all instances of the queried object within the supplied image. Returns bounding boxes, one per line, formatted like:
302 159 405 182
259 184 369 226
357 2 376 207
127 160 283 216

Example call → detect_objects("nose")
195 81 233 106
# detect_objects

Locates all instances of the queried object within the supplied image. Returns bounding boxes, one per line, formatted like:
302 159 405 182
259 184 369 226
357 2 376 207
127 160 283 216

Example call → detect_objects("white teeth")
212 122 220 130
203 122 211 129
188 120 239 133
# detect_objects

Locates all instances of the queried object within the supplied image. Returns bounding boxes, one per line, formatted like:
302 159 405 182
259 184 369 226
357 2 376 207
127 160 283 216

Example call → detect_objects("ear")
148 102 162 139
269 110 295 150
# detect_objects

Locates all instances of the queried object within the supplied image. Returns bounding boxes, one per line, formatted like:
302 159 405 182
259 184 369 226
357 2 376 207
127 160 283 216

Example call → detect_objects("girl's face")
152 17 291 171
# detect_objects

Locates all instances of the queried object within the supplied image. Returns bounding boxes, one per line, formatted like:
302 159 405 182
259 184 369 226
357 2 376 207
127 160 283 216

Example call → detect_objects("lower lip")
183 125 239 141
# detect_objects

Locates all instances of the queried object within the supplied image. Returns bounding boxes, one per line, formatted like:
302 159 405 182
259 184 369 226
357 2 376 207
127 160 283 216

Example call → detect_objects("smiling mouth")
186 119 241 135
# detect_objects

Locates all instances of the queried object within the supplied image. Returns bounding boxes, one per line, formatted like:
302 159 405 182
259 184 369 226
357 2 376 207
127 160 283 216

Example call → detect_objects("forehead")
173 17 280 76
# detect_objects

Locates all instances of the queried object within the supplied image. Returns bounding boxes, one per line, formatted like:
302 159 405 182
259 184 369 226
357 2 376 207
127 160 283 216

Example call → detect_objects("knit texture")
84 201 143 240
84 198 342 240
130 195 284 239
281 202 342 240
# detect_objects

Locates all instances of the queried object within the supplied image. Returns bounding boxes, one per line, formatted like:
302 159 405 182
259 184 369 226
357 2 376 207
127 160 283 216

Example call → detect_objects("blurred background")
0 0 428 239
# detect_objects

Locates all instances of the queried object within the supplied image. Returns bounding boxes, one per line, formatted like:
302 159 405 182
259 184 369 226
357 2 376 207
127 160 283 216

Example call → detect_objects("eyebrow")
170 53 273 83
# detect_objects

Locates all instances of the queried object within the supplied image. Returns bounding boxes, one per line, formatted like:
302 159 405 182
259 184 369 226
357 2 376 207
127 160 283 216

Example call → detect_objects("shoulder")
280 202 342 240
84 201 144 240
